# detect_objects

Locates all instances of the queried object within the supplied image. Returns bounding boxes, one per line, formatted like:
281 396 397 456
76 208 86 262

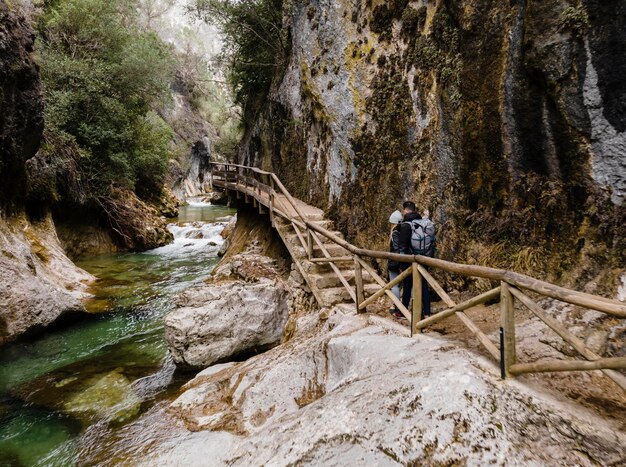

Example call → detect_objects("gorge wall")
0 1 92 344
239 0 626 292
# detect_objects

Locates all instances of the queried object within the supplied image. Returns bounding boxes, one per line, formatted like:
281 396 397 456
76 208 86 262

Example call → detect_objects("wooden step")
318 284 380 306
300 259 355 275
310 270 376 289
291 243 350 260
283 231 345 246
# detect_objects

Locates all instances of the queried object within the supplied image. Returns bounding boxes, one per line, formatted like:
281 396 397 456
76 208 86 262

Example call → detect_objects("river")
0 200 235 466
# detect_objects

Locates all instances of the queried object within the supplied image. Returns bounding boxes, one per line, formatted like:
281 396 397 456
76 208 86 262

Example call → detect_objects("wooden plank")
291 222 310 253
309 229 356 303
509 286 626 392
355 257 411 319
417 265 454 307
414 287 501 330
270 174 309 221
509 357 626 375
457 311 501 361
307 229 313 260
412 263 422 336
310 256 353 263
354 255 365 313
269 179 275 227
501 281 516 376
359 267 413 310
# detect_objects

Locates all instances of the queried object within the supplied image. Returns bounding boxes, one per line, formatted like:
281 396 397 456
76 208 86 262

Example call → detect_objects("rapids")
0 199 234 466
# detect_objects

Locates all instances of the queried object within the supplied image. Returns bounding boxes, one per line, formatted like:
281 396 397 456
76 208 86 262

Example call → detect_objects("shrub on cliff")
37 0 175 200
188 0 287 123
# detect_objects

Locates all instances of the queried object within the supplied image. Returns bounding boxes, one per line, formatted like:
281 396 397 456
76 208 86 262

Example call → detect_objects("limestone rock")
165 278 290 369
142 312 625 466
238 0 626 289
0 214 93 344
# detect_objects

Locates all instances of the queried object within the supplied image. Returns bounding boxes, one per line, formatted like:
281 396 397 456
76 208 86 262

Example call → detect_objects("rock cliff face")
240 0 625 291
0 0 43 210
0 2 92 344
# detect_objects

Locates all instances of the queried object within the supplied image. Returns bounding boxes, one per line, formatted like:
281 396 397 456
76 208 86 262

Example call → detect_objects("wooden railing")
209 162 626 392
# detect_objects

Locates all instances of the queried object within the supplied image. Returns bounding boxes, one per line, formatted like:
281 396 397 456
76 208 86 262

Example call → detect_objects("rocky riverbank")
165 206 311 369
0 1 93 344
0 213 93 345
147 310 626 466
132 209 626 466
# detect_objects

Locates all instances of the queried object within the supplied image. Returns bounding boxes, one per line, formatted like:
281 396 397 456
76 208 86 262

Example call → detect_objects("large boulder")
165 256 290 369
0 214 93 344
139 311 626 466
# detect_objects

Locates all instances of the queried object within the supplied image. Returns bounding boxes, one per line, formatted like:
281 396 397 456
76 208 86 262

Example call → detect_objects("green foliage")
38 0 175 198
189 0 287 121
173 40 242 159
560 5 589 37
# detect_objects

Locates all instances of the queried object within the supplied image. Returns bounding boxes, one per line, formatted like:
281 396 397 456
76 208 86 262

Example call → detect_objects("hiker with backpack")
388 201 435 320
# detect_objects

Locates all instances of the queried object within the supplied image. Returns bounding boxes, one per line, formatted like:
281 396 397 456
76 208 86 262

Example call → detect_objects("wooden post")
257 179 264 214
354 255 365 313
411 263 422 337
269 176 275 227
501 281 516 376
307 229 313 260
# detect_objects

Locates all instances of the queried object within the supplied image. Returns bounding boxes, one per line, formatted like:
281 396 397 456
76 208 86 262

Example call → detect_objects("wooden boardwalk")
212 171 379 308
210 162 626 394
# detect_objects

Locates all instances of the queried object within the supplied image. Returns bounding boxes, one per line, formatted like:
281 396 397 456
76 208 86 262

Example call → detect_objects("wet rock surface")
0 0 43 207
145 310 626 466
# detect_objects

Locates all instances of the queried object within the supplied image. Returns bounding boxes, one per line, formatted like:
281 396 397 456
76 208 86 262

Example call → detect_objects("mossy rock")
61 369 142 424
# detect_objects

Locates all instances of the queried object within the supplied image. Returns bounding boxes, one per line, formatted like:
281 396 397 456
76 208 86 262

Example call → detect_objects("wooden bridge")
209 162 626 393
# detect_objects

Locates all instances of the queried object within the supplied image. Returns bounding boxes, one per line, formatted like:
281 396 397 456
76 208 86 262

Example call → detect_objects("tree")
137 0 176 30
188 0 287 120
38 0 176 199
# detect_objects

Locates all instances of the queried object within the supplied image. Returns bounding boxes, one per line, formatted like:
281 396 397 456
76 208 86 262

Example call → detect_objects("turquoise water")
0 202 235 466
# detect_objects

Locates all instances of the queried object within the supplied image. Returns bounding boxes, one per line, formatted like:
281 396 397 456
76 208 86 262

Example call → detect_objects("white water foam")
147 220 228 258
186 197 213 207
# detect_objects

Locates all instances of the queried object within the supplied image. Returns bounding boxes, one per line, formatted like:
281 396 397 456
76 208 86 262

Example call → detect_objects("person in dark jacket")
391 201 431 319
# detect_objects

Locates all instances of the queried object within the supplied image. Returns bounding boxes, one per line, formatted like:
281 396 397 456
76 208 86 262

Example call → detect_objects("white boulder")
165 278 290 369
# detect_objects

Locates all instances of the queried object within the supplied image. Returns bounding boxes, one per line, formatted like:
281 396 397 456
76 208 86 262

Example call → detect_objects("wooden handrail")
210 162 626 389
509 286 626 391
210 162 626 317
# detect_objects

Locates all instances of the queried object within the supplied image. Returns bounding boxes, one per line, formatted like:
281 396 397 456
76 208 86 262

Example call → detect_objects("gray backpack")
407 218 436 257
